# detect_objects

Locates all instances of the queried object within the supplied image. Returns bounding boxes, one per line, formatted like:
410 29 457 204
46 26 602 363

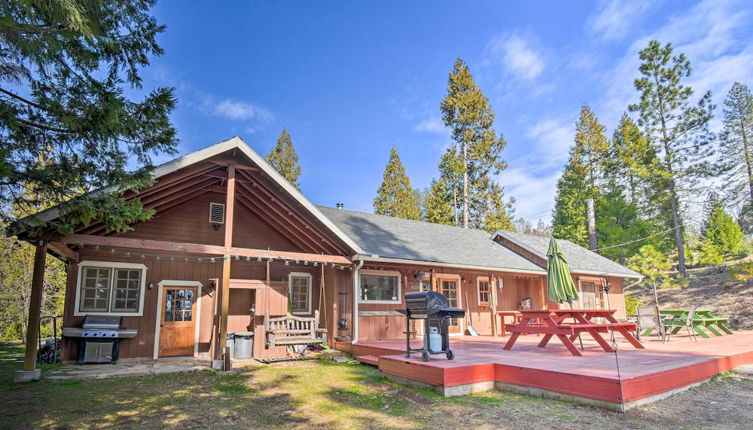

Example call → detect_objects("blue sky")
142 0 753 223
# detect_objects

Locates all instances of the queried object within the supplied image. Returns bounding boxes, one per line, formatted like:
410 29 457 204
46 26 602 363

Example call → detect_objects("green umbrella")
546 237 579 307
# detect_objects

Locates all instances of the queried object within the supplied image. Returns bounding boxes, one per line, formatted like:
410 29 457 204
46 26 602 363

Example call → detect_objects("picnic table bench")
503 309 644 357
643 309 732 339
264 310 327 348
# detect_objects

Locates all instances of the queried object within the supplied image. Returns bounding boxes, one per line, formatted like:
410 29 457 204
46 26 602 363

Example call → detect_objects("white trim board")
153 280 203 360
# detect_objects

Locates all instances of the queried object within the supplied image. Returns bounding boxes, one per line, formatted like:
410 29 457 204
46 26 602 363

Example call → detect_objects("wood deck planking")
340 332 753 405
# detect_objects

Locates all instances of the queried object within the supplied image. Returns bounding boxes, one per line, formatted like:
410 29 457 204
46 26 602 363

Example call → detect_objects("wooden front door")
437 279 461 333
580 281 606 310
159 286 197 357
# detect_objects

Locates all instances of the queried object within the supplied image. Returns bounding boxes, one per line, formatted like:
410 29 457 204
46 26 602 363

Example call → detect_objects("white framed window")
288 272 312 315
74 261 148 316
477 276 490 309
359 269 401 304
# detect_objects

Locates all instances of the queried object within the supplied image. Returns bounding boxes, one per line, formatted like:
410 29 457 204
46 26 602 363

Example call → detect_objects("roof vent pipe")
336 203 344 209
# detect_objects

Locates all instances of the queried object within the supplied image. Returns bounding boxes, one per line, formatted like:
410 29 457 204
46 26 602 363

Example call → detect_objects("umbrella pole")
568 300 584 351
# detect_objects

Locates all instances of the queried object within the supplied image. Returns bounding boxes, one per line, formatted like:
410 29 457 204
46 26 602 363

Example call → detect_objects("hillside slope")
625 264 753 330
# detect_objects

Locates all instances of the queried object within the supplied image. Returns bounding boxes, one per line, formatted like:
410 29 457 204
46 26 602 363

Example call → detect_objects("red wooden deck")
337 331 753 409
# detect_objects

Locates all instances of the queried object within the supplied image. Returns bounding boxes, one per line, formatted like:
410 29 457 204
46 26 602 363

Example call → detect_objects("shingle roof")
494 231 641 278
319 206 544 274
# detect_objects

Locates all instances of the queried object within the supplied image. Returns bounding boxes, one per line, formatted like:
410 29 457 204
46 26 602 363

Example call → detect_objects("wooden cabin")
9 137 641 362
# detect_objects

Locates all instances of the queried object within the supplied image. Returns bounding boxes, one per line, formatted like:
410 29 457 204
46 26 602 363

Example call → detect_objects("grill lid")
82 315 121 329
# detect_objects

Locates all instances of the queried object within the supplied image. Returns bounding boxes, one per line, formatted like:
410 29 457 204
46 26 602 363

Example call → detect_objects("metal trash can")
226 333 235 358
234 332 254 359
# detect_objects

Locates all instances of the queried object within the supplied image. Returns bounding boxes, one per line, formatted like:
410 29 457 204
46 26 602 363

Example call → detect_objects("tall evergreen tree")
439 58 513 230
266 128 302 189
700 195 745 258
629 40 714 276
1 0 177 234
424 179 454 225
719 82 753 210
373 147 420 220
551 105 610 247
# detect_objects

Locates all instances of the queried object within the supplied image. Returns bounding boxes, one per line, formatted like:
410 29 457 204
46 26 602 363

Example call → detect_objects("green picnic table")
643 309 733 339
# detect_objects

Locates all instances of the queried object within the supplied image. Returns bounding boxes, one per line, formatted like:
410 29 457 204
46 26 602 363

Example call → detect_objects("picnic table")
503 309 644 357
497 311 523 337
643 309 732 339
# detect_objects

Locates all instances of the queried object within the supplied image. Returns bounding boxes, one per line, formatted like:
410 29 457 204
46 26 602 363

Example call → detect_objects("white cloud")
484 34 545 81
499 166 561 222
588 0 654 41
213 98 274 122
413 116 446 134
524 118 575 166
597 0 753 128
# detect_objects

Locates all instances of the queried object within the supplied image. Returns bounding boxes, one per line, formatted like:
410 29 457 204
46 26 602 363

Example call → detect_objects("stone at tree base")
14 369 41 383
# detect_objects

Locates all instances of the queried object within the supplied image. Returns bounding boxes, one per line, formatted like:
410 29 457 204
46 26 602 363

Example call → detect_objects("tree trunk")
740 124 753 203
667 178 686 276
587 198 598 251
462 142 469 228
23 242 47 371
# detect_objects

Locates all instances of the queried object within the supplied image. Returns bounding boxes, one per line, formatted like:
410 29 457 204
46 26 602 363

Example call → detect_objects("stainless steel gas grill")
62 315 138 363
397 291 465 362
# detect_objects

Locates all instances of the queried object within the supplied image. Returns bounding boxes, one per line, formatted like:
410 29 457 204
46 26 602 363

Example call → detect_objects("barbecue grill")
397 291 465 361
62 315 137 363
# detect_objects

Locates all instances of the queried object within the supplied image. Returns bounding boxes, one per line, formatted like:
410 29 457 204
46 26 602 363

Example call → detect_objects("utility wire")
595 225 680 252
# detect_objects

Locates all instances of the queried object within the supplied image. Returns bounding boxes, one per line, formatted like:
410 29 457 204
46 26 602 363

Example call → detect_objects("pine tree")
551 105 610 247
439 58 513 230
373 147 421 220
1 0 177 234
629 40 715 276
701 196 745 259
266 129 302 189
424 179 454 225
595 187 655 263
719 82 753 209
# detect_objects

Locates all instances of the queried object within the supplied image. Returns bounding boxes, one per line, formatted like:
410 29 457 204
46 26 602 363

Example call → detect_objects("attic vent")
209 202 225 224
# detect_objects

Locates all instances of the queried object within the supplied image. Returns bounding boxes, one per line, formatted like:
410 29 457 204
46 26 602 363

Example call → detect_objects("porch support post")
17 241 47 382
490 275 498 337
217 164 235 362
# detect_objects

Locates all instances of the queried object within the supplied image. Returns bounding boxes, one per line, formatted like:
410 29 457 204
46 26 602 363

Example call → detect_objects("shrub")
624 294 641 315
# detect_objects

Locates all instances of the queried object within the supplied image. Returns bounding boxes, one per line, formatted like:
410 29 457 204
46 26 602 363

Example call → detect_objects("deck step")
356 355 379 366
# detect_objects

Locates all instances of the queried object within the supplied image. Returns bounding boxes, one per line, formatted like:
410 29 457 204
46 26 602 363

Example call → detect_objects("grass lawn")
1 344 751 429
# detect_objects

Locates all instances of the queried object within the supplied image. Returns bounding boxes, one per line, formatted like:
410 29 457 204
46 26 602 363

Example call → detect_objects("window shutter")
209 203 225 224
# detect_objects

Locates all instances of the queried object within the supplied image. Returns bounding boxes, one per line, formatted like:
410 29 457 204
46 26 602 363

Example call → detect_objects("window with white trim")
359 270 401 303
76 261 147 315
477 277 490 309
288 273 312 314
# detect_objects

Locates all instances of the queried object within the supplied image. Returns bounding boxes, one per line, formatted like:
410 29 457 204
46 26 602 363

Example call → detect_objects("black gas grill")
62 315 138 363
397 291 465 361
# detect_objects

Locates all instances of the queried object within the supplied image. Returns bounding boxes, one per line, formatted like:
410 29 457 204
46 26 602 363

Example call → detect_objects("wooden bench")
263 310 327 349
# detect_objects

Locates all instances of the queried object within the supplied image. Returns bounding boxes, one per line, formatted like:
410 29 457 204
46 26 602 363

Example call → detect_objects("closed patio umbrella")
546 237 579 307
546 237 582 349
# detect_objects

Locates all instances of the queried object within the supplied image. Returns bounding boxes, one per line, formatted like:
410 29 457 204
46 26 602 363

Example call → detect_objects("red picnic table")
503 309 644 356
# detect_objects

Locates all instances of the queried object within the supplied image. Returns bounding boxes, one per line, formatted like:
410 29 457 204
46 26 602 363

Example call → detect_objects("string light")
210 257 216 263
235 255 239 261
284 260 290 266
257 257 262 262
245 256 250 261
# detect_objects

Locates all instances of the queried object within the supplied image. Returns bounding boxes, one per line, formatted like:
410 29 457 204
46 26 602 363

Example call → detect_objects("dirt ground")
625 263 753 330
1 345 752 430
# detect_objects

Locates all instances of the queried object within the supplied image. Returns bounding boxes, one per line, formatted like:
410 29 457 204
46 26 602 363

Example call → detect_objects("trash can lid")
235 331 254 337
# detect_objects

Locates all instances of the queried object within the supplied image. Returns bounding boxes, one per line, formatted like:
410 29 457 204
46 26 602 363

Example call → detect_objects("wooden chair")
263 310 328 349
667 306 699 342
637 306 667 343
